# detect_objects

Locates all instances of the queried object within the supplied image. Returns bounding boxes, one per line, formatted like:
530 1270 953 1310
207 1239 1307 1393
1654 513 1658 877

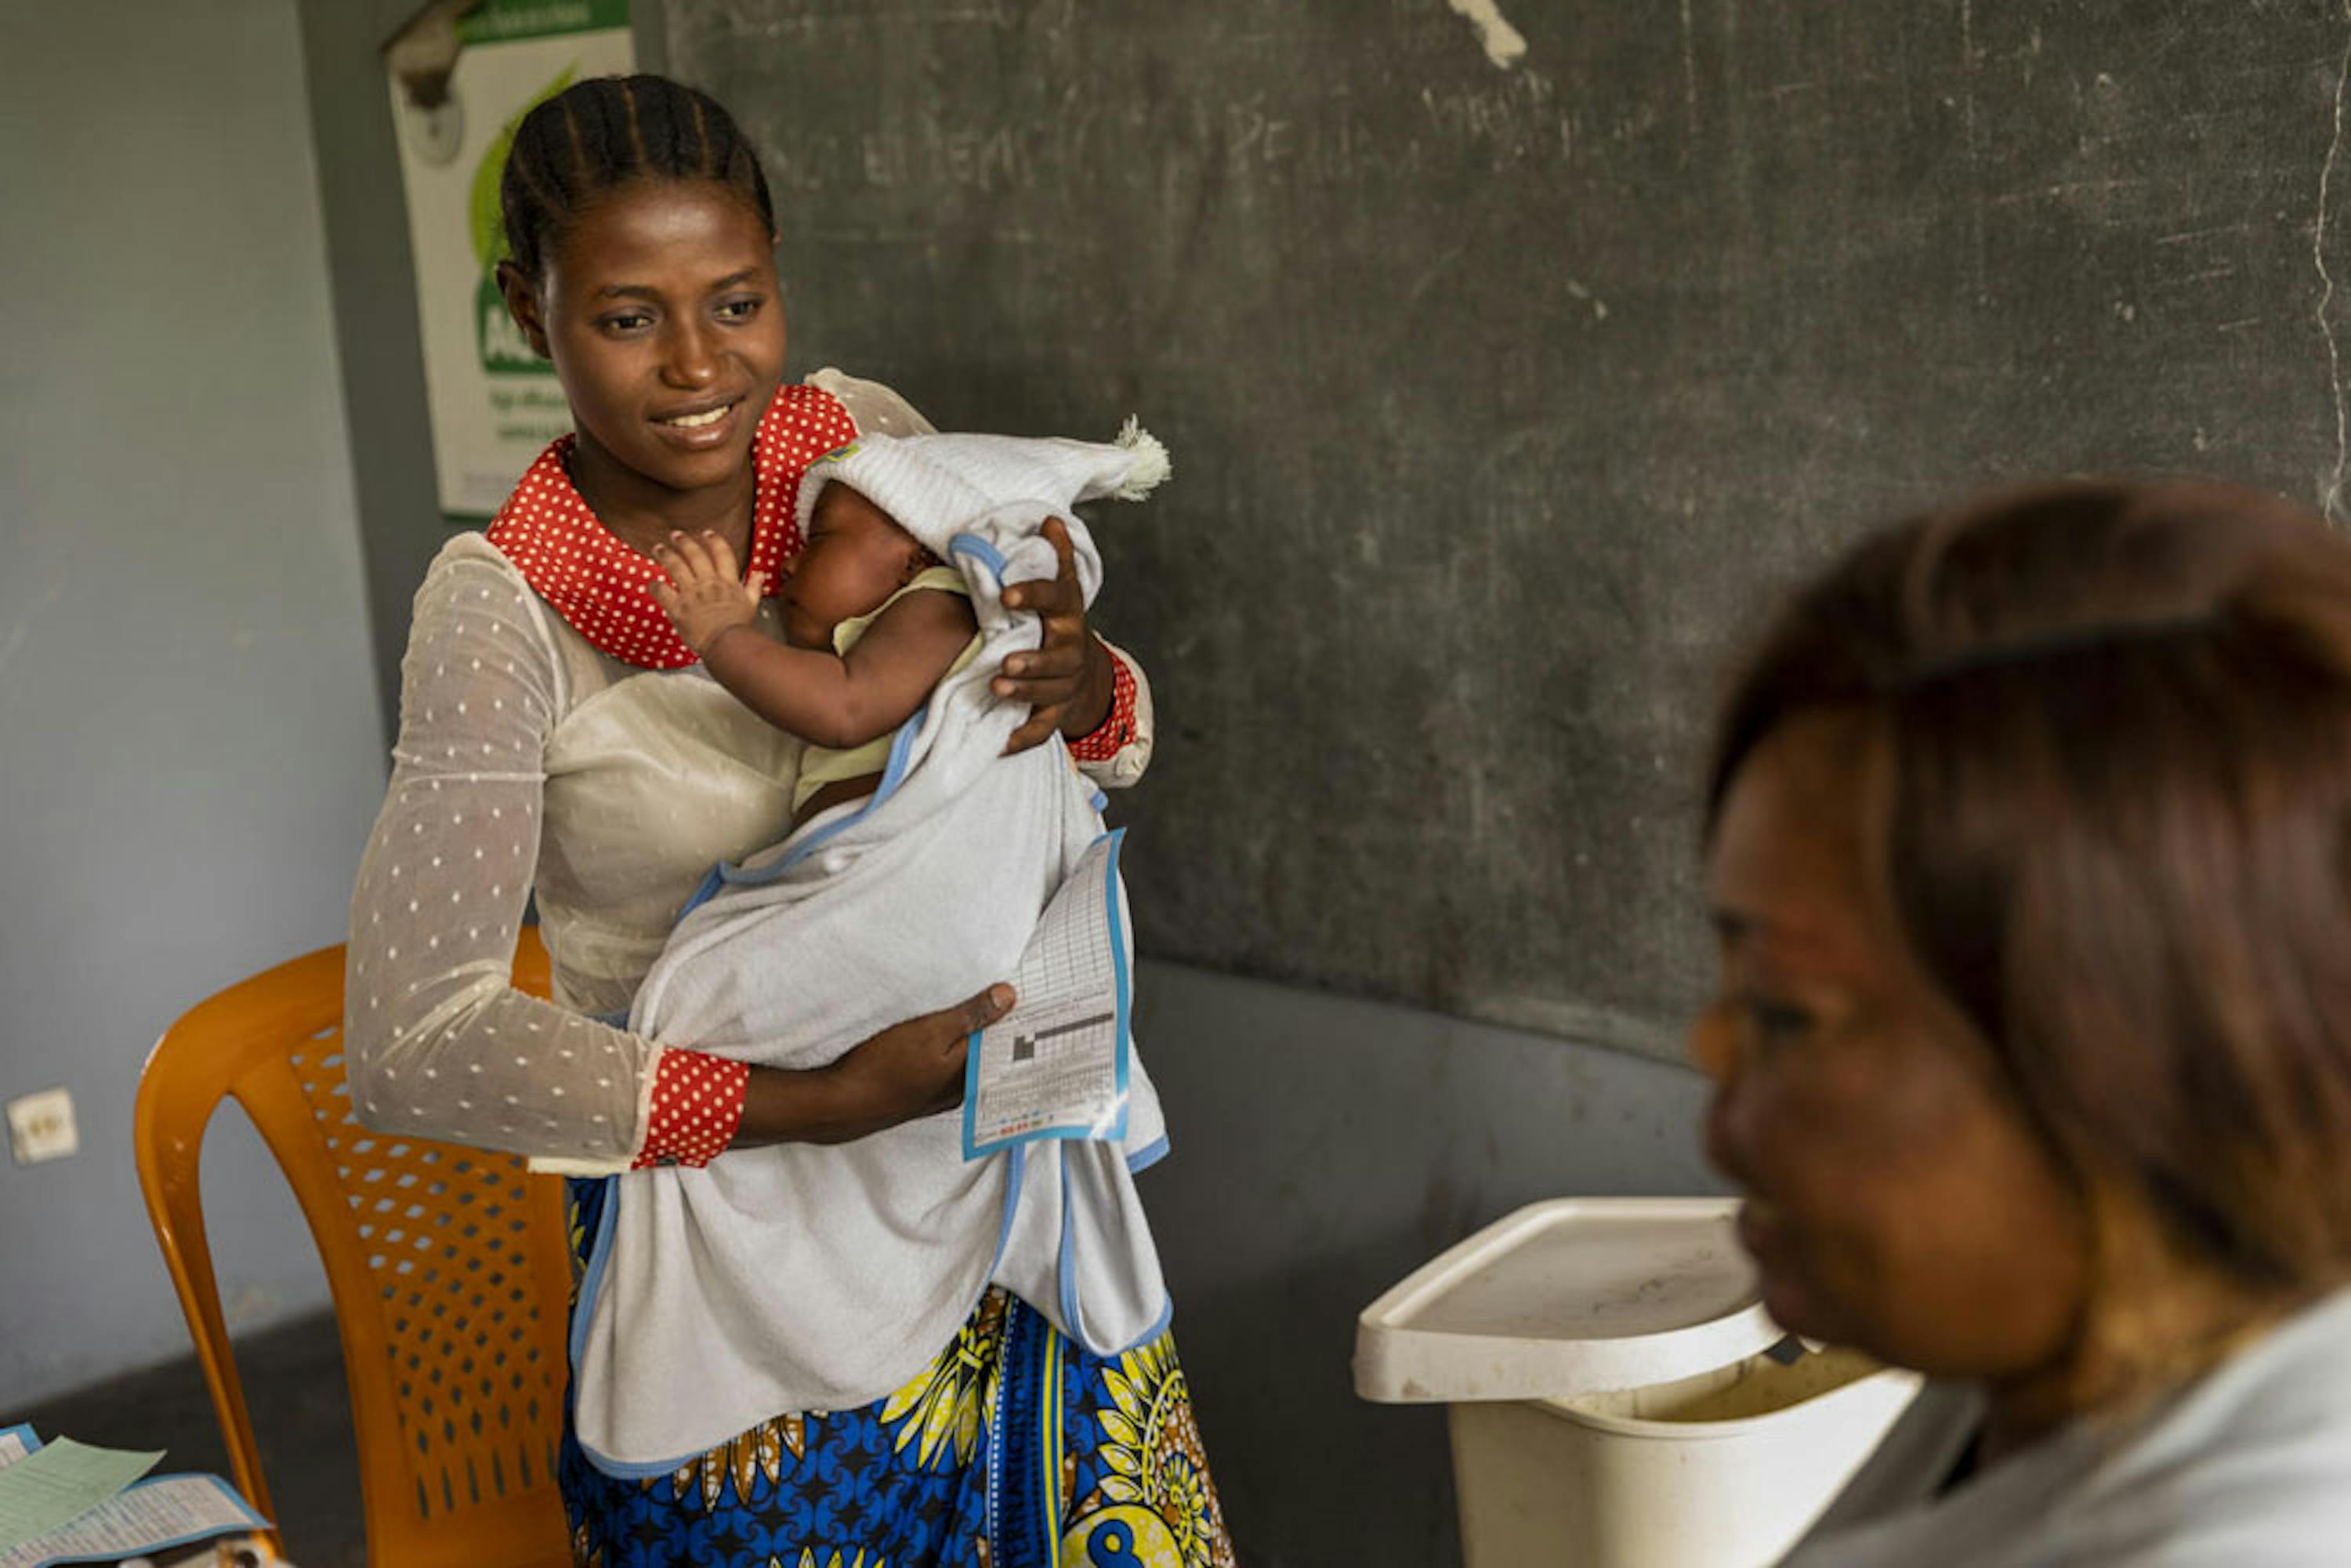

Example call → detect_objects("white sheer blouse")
343 371 1156 1171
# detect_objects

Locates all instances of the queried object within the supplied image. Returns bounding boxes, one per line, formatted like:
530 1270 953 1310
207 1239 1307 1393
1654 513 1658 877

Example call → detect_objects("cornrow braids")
498 74 775 280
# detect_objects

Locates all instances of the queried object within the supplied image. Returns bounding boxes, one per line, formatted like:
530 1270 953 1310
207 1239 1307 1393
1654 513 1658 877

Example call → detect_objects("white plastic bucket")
1354 1200 1922 1568
1446 1346 1918 1567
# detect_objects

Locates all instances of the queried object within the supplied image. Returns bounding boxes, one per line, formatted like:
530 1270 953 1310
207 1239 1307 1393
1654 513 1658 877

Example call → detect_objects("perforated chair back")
133 937 574 1568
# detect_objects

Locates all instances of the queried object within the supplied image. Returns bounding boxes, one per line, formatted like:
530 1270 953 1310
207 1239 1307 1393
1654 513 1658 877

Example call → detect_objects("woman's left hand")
998 516 1114 754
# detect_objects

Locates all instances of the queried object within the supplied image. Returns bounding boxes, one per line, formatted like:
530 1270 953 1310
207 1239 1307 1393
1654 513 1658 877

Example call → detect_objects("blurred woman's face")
1694 712 2092 1384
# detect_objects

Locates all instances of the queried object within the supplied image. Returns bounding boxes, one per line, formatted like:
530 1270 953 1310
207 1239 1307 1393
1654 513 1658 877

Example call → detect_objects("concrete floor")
20 1311 366 1568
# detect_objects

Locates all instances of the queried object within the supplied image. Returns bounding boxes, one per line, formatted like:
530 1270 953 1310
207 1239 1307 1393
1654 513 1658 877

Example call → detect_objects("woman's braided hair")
499 74 774 280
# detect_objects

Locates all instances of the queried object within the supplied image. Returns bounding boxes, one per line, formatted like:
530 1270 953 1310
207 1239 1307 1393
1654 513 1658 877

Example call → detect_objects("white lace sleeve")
806 368 1157 788
344 547 654 1164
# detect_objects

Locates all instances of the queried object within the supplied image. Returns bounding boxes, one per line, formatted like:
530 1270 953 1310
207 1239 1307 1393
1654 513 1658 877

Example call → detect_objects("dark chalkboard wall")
670 1 2350 1060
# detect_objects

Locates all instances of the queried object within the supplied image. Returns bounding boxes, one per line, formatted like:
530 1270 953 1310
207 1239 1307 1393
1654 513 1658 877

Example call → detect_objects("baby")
647 477 984 829
576 423 1176 1466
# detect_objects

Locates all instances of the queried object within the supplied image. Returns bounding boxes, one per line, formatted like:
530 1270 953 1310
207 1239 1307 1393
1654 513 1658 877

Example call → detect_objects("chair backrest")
133 936 574 1568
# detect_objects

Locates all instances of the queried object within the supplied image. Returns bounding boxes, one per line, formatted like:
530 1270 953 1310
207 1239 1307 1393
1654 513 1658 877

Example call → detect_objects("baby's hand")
647 531 765 654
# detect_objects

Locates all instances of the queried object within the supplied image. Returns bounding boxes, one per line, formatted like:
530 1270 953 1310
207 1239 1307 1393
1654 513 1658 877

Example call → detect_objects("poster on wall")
388 0 634 518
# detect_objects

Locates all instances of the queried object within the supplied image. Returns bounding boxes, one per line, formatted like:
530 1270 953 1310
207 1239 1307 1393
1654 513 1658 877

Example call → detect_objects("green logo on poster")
471 63 576 376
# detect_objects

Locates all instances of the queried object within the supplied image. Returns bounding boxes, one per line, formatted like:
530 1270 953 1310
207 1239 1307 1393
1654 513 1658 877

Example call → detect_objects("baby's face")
780 482 928 649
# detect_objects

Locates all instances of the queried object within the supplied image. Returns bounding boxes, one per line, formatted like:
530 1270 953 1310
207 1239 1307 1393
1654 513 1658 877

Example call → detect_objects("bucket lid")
1353 1197 1778 1404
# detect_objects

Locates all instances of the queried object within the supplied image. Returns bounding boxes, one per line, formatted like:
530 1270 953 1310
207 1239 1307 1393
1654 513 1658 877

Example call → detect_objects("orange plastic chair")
134 936 575 1568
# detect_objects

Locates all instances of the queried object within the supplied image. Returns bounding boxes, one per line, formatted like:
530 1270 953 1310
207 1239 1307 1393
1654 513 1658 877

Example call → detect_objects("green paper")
0 1439 161 1552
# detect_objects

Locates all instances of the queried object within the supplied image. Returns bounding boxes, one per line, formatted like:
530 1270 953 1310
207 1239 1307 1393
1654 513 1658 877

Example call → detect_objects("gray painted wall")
0 0 386 1407
659 0 2351 1064
295 0 450 744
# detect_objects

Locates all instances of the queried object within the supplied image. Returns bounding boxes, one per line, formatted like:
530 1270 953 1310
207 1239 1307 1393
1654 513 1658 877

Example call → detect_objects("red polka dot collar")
484 382 859 670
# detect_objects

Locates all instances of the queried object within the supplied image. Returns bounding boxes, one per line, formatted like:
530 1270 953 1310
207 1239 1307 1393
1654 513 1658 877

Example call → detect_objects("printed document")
963 831 1132 1157
0 1429 266 1568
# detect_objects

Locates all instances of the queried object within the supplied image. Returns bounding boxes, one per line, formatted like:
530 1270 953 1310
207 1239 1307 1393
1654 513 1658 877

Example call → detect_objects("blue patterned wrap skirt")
556 1175 1233 1567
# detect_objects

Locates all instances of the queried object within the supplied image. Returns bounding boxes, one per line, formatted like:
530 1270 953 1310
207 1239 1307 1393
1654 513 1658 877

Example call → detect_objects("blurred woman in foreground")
1696 482 2351 1565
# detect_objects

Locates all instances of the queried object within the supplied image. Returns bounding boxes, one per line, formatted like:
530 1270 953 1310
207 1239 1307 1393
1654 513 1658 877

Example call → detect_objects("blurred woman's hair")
1708 481 2351 1354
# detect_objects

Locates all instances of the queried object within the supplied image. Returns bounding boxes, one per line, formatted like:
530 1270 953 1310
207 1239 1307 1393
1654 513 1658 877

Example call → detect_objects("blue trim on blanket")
556 1054 671 1482
565 1174 620 1377
1056 1144 1085 1342
1105 827 1133 1142
1128 1294 1177 1352
681 710 927 907
581 1439 694 1482
679 860 726 922
1125 1134 1169 1173
947 532 1009 578
990 1143 1026 1277
567 1171 708 1482
961 1024 985 1157
1060 845 1169 1357
777 715 923 869
1053 1140 1174 1359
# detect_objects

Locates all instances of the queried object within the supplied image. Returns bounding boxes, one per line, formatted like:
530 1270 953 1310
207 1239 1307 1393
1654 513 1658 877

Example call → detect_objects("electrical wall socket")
7 1087 78 1165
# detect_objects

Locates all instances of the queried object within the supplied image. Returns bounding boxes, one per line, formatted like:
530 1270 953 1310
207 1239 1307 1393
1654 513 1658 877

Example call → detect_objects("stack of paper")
0 1425 269 1568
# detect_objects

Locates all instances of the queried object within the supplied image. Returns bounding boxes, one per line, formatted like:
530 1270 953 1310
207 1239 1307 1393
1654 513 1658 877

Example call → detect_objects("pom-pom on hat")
793 419 1171 576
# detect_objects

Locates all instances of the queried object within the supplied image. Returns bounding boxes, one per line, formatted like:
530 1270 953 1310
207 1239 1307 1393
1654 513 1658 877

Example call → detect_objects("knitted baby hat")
792 419 1171 568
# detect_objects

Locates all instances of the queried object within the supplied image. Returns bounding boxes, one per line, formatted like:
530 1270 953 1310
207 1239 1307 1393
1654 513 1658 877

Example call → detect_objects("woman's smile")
651 394 746 451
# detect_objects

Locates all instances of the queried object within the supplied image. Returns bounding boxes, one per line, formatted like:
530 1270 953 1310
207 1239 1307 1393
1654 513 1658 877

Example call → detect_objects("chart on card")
965 831 1132 1157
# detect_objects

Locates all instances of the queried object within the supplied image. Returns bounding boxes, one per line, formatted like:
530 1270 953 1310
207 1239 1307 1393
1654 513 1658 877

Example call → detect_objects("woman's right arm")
345 549 654 1163
346 548 994 1165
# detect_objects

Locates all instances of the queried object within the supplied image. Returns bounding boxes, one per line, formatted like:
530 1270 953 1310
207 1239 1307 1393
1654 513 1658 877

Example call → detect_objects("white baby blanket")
569 428 1173 1471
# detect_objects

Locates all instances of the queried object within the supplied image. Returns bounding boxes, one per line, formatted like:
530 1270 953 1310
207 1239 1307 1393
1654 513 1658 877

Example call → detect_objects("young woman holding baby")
346 74 1229 1568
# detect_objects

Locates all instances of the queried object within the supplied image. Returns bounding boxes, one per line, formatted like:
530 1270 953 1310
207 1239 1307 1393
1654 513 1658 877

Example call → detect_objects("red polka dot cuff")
629 1048 751 1169
1068 647 1140 763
